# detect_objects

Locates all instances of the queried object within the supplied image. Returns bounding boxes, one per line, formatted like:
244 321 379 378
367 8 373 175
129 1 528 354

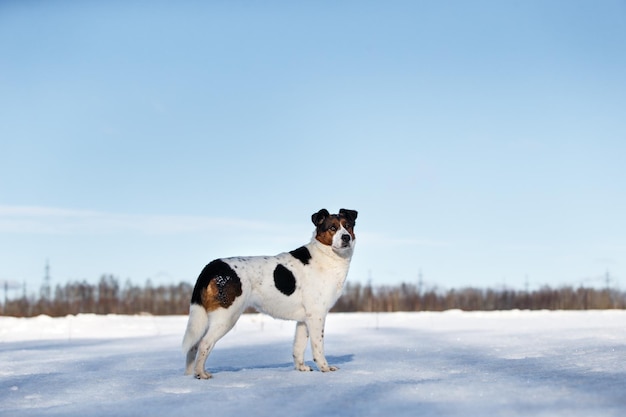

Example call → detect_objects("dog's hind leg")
182 304 210 375
194 338 216 380
293 321 313 371
194 311 240 379
185 345 198 375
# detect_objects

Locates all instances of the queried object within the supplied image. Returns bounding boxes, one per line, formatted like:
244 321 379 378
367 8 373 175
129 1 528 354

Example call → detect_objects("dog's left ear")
312 208 330 226
339 209 358 222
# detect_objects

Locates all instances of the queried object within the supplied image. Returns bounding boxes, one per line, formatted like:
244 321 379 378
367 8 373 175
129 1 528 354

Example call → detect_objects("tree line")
332 282 626 312
2 275 625 317
2 275 192 317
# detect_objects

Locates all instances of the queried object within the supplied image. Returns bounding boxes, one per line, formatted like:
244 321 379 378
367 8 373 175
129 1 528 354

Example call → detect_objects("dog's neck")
308 235 354 262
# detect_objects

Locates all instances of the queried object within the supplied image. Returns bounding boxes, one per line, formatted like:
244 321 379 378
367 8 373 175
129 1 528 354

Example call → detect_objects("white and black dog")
182 208 358 379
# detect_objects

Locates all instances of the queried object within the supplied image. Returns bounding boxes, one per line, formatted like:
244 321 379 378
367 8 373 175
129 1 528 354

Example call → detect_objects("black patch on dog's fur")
191 260 242 307
289 246 311 265
274 264 297 296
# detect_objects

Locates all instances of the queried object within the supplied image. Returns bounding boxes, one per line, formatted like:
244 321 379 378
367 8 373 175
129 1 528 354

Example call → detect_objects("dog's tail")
182 304 209 354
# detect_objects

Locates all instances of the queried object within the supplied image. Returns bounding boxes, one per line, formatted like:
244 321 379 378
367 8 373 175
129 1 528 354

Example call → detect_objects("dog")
182 208 357 379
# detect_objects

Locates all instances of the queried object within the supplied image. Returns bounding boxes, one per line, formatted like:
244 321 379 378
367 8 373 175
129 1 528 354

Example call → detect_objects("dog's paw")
320 365 339 372
296 364 314 372
194 370 212 380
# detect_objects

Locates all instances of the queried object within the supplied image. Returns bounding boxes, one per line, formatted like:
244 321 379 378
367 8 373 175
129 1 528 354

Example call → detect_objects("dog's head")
311 208 357 255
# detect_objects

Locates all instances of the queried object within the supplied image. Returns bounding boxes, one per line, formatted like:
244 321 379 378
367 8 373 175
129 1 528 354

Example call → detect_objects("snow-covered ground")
1 311 625 417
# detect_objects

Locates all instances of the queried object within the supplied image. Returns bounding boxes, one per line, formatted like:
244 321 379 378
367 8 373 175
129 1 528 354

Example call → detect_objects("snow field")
1 311 625 417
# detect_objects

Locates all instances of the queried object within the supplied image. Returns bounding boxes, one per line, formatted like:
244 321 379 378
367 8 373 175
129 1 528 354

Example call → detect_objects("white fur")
181 304 209 354
182 233 355 379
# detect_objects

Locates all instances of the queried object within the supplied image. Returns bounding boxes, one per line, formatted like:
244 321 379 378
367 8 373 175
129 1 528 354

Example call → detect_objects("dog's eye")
329 225 337 232
344 223 352 229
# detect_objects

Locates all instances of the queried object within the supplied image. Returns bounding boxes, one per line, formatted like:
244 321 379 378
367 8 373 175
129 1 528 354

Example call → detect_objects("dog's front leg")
306 315 337 372
293 321 313 371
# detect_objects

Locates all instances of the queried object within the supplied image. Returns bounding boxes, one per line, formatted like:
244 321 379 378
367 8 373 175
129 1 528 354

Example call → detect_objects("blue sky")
1 0 625 297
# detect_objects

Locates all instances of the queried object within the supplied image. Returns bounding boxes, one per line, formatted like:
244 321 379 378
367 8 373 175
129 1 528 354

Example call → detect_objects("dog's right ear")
311 208 330 226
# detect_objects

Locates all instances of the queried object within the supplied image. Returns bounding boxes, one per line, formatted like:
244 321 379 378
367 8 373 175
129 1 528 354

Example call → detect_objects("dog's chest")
307 257 349 292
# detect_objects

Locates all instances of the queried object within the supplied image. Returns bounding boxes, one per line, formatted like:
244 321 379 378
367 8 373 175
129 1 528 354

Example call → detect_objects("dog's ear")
311 209 330 226
339 209 358 222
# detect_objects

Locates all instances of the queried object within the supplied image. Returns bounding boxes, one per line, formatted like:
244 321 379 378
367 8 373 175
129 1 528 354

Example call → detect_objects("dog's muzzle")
340 234 352 247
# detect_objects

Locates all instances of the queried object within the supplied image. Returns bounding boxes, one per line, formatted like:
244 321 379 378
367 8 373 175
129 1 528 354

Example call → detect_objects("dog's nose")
341 234 351 243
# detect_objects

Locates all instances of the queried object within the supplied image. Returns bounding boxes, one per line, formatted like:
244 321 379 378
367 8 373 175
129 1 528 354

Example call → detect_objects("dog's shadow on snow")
211 354 355 374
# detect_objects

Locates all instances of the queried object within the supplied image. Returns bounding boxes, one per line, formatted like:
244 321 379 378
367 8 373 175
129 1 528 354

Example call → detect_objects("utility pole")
605 270 614 308
524 274 530 310
417 269 424 295
1 279 20 315
42 260 51 301
366 270 373 312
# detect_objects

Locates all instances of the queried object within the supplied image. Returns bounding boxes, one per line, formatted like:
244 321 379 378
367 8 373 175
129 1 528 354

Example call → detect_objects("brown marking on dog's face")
201 274 242 311
312 208 357 247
